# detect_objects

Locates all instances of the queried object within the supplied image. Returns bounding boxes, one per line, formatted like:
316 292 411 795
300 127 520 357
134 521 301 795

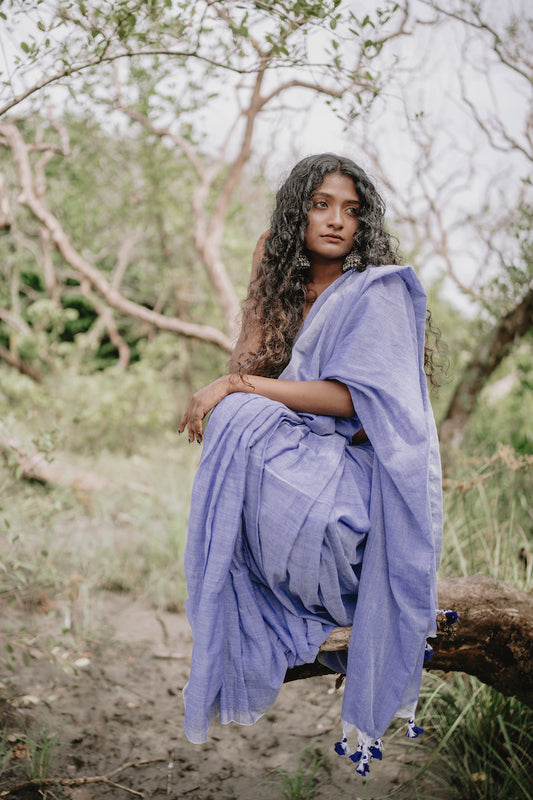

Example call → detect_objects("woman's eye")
313 200 328 208
347 206 360 216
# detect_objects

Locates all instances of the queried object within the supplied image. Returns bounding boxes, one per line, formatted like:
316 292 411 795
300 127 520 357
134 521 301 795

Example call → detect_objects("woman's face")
304 172 360 266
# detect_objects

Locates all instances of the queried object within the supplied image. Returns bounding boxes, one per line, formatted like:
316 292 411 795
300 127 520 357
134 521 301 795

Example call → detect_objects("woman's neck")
307 261 343 296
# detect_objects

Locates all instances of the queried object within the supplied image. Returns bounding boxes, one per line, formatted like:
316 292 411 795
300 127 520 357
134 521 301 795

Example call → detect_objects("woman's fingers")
179 376 230 444
179 405 204 443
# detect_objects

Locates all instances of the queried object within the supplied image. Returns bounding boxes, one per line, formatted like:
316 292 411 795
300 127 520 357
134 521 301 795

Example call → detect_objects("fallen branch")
0 434 107 492
1 756 167 798
285 574 533 709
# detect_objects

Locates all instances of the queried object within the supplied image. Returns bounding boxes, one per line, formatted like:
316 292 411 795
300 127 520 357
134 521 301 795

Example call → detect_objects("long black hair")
238 153 442 385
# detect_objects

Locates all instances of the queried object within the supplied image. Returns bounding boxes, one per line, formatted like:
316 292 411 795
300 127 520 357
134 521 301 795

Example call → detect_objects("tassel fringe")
334 736 349 756
406 717 424 738
437 608 459 624
334 732 384 776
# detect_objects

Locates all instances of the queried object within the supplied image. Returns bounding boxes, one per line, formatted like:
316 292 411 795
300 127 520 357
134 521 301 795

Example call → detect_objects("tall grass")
415 445 533 799
441 444 533 588
418 674 533 800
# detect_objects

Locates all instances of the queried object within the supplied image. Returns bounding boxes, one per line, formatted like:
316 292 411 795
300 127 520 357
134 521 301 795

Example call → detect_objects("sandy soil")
0 592 444 800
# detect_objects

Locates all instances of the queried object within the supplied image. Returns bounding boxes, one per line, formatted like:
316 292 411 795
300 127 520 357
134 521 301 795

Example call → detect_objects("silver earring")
296 253 311 270
342 250 361 272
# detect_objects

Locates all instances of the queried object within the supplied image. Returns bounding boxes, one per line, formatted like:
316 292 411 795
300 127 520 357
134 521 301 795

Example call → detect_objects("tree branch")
0 123 232 353
418 1 533 84
0 346 41 381
0 46 267 119
439 286 533 446
286 575 533 709
2 756 167 798
0 171 12 230
109 82 240 336
110 68 205 179
79 280 131 369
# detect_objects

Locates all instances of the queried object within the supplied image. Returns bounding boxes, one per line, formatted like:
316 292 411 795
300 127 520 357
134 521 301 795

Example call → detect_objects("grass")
441 444 533 588
0 437 198 614
275 748 328 800
1 366 533 799
0 728 12 779
22 718 60 782
417 674 533 800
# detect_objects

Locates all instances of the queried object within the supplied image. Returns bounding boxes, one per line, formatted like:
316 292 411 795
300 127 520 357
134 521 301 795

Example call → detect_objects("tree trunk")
439 288 533 447
285 574 533 709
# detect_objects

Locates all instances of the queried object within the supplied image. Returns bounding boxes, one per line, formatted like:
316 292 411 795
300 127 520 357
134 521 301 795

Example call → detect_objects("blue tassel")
349 745 363 764
334 737 349 756
424 642 434 661
438 608 459 624
355 754 370 776
369 739 383 760
406 717 424 738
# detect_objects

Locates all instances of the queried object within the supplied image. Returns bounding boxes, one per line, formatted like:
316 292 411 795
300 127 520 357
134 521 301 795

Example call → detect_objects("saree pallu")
183 265 442 758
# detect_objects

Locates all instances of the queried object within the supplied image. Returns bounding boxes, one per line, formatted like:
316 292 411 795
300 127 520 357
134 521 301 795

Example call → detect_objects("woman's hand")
178 375 231 443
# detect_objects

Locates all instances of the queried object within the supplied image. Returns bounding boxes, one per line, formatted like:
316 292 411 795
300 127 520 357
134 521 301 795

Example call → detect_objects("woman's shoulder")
348 264 425 299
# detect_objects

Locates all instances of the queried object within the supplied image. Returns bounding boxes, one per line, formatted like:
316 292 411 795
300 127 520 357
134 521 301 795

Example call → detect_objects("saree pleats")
183 265 442 745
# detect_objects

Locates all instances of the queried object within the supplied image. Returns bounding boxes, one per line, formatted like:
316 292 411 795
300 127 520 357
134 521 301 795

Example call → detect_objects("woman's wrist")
225 372 252 396
222 373 241 396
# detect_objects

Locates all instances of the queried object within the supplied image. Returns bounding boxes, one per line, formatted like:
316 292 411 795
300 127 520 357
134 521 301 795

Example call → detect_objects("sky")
1 0 531 311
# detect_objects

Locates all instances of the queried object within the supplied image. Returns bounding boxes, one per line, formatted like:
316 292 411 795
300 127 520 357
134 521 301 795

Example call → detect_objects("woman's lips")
321 234 344 241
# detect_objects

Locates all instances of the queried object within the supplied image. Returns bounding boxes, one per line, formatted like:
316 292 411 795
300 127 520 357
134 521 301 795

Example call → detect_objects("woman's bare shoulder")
251 230 271 275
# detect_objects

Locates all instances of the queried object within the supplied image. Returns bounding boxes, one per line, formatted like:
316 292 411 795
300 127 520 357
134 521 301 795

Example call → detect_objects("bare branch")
0 47 266 119
0 345 42 381
0 171 12 230
418 1 532 84
260 77 368 108
79 280 131 369
108 94 241 335
0 307 31 336
110 67 205 179
458 71 533 162
112 232 141 291
0 122 233 353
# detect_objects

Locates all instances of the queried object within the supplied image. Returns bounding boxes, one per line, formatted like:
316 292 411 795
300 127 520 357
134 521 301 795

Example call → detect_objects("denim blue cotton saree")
183 264 442 773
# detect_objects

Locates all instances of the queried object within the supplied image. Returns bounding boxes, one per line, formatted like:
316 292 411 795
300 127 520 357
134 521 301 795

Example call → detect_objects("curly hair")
238 153 443 386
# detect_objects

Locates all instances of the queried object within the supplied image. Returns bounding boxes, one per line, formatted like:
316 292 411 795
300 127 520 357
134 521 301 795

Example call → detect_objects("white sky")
1 0 531 311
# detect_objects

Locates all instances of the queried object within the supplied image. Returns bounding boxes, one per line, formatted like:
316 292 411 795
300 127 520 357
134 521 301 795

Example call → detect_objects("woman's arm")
179 231 355 443
228 231 268 372
178 373 354 443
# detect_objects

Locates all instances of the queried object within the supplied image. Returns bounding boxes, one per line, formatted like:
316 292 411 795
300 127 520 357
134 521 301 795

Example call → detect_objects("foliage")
464 339 533 455
479 202 533 318
0 113 258 372
1 0 400 118
22 719 59 782
274 748 327 800
419 673 533 800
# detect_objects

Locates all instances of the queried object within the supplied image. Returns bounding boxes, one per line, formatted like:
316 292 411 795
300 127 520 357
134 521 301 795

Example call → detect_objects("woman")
179 154 442 776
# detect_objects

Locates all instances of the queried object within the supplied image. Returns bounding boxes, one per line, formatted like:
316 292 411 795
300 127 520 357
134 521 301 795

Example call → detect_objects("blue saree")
183 264 442 770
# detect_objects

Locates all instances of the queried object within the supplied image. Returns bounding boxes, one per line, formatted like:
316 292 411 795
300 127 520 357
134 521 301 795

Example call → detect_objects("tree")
0 1 414 379
348 0 533 446
287 575 533 710
0 0 531 444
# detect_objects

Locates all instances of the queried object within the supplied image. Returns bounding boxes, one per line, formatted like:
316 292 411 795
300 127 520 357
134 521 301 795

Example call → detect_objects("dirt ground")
0 592 445 800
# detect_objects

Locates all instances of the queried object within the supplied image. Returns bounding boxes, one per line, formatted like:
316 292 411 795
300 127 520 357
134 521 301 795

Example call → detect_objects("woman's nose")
327 206 343 228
